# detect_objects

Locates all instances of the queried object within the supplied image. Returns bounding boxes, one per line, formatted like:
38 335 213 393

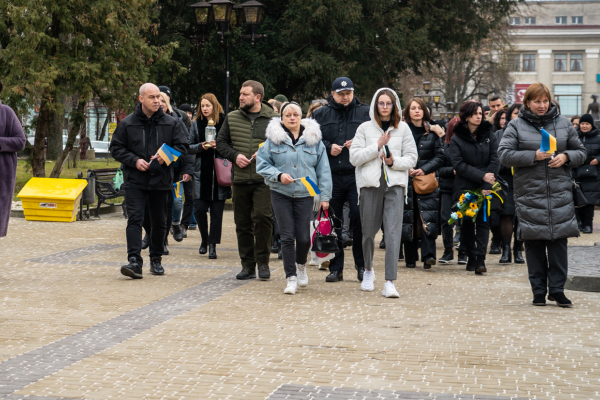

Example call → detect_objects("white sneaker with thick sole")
297 264 309 287
361 269 375 291
382 281 400 298
284 276 298 295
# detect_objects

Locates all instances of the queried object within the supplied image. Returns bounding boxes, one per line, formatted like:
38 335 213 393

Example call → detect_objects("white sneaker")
382 281 399 298
297 264 309 287
284 276 298 295
361 269 375 291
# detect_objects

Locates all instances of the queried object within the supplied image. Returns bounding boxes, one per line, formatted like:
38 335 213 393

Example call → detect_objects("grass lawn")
14 158 121 201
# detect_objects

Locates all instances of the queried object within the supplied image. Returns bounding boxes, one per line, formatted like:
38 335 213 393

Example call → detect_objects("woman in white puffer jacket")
349 88 418 297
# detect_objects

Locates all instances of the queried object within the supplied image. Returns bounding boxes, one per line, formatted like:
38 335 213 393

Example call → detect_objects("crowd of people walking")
104 78 596 308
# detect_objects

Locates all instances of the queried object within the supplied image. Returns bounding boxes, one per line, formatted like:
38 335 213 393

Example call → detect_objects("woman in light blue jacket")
257 102 332 295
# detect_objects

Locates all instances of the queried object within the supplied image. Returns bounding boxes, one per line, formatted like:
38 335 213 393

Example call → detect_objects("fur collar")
266 117 322 147
454 120 493 143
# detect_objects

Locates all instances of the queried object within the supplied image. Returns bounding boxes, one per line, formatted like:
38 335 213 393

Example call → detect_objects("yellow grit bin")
17 178 88 222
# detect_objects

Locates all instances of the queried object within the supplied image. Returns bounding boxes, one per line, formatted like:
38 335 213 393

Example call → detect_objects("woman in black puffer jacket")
402 98 445 269
449 101 499 275
575 113 600 234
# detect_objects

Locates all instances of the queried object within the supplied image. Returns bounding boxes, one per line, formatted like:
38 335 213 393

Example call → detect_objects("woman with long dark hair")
449 102 499 274
401 98 445 269
188 93 230 259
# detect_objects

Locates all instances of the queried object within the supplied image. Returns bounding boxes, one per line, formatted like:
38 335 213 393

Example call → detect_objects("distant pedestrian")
575 114 600 234
0 81 26 238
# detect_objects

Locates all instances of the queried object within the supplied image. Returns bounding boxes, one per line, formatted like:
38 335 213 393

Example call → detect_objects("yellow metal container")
17 178 88 222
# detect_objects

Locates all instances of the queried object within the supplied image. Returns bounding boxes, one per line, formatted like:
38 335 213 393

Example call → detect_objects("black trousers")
181 180 195 227
143 195 173 245
405 193 437 264
525 238 568 296
125 188 169 263
194 198 225 244
271 191 313 278
460 208 489 259
577 204 594 228
440 192 454 249
329 174 364 272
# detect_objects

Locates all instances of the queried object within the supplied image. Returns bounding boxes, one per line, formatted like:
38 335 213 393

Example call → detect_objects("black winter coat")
402 126 445 241
110 104 191 191
169 108 194 177
449 121 499 201
576 127 600 205
438 143 454 194
312 96 370 175
189 114 231 201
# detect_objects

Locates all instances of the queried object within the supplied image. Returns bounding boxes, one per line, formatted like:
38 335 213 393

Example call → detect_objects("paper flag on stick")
172 181 183 199
298 176 321 197
540 128 557 154
157 144 181 166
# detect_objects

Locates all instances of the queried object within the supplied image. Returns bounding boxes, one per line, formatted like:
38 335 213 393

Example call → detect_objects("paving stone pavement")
2 211 600 399
568 246 600 277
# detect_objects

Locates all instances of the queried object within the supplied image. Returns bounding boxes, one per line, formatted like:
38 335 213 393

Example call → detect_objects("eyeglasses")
312 99 327 105
378 102 394 108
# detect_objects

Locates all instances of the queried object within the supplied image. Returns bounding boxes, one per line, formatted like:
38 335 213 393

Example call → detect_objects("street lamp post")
190 0 267 114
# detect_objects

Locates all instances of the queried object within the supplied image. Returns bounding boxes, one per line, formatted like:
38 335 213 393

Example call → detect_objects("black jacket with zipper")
576 126 600 205
110 103 191 191
438 143 454 194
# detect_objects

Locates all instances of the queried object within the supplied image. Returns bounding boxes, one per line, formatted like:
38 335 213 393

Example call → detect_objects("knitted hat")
580 113 595 126
179 103 193 113
274 94 288 103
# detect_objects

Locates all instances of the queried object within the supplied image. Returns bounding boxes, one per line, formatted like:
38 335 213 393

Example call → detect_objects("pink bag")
311 209 334 258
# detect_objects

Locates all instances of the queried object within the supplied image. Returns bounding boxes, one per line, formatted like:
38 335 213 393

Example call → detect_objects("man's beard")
240 102 254 112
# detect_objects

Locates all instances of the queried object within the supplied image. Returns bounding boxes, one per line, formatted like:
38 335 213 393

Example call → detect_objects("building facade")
508 0 600 118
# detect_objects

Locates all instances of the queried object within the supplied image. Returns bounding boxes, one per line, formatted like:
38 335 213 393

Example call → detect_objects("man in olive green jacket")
216 80 279 280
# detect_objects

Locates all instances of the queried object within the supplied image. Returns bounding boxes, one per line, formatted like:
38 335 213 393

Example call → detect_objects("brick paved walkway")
1 212 600 399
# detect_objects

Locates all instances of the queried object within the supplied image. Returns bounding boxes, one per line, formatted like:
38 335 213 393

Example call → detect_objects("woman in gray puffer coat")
498 83 586 308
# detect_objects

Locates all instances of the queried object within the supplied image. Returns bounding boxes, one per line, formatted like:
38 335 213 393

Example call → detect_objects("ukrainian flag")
540 128 557 154
157 144 181 166
172 181 183 199
299 176 321 197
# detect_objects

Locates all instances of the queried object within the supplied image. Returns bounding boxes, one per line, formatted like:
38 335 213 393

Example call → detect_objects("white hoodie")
349 88 418 195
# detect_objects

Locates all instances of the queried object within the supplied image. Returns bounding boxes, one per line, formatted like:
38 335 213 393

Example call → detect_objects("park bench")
88 168 127 218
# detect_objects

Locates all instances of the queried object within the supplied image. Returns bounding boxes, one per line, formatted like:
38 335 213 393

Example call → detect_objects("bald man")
110 83 192 279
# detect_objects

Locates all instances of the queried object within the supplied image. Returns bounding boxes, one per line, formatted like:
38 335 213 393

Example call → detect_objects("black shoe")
466 257 476 271
458 249 467 265
271 238 279 253
121 257 143 279
236 267 256 280
208 244 217 259
342 236 353 248
141 234 150 250
258 264 270 280
150 256 164 275
278 248 283 259
489 241 501 255
181 226 188 239
475 257 487 274
499 244 512 263
514 241 525 264
583 226 593 234
162 242 169 256
423 256 436 269
325 271 343 282
548 292 573 308
355 265 365 282
438 249 454 264
379 236 386 249
532 294 546 306
188 225 197 230
405 263 416 268
172 225 184 242
199 242 207 255
398 246 404 260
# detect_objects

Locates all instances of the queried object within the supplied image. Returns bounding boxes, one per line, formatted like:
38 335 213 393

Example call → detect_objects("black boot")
514 241 525 264
121 257 143 279
475 256 487 275
141 234 150 250
172 225 184 242
499 244 512 263
258 264 270 280
398 245 404 260
466 256 476 271
457 249 467 265
236 267 256 280
489 238 501 254
199 241 207 255
150 256 164 275
208 244 217 259
379 235 386 249
438 248 454 264
181 225 188 239
271 237 279 253
325 271 343 282
162 239 169 256
355 265 365 282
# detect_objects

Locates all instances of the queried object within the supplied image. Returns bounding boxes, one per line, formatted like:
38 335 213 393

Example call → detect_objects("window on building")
509 54 520 71
510 17 520 25
554 85 582 116
523 54 536 71
556 16 567 24
524 17 536 25
572 16 583 25
570 53 583 71
554 54 567 71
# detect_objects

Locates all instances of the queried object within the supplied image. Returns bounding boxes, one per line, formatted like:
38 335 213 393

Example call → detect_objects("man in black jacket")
110 83 191 279
312 77 370 282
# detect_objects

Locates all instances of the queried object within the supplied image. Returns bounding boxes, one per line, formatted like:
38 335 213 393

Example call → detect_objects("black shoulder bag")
311 208 341 254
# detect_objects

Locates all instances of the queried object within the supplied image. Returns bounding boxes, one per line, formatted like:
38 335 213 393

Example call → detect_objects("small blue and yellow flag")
383 166 390 185
157 144 181 166
299 176 321 197
172 181 183 199
540 128 557 154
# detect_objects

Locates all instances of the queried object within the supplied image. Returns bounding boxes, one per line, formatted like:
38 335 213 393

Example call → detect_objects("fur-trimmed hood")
265 117 322 147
